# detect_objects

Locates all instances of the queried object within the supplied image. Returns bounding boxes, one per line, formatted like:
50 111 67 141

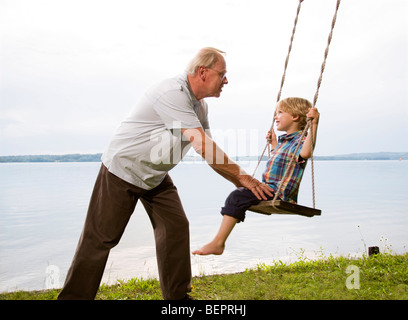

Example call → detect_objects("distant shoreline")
0 152 407 163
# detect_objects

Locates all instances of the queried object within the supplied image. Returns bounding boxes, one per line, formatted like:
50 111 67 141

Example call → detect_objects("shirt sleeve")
152 89 203 130
297 154 306 164
296 136 308 164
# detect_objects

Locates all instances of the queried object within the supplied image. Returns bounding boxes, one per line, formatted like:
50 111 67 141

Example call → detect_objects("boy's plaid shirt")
262 131 307 203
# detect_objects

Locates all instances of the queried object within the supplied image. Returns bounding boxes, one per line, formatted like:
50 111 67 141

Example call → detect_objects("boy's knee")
221 187 261 223
225 187 255 206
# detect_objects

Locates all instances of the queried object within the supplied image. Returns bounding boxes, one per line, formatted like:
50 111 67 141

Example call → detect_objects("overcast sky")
1 0 407 157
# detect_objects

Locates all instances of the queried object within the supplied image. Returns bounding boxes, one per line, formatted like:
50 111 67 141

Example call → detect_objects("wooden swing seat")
249 200 321 218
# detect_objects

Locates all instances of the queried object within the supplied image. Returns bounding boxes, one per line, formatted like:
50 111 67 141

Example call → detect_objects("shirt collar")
182 72 199 103
278 131 302 143
181 72 203 113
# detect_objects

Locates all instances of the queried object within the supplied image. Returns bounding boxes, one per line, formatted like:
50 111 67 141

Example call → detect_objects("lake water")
1 160 407 293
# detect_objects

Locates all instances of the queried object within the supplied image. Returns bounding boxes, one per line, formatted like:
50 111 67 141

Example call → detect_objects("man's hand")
238 175 274 200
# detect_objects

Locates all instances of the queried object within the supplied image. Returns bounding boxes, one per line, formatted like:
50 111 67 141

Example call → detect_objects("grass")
1 252 407 300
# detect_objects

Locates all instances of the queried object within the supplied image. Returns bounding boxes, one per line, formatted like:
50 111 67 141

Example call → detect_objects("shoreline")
1 252 407 300
1 151 407 163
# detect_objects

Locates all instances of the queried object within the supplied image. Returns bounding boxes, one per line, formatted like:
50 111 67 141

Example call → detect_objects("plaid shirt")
262 131 307 203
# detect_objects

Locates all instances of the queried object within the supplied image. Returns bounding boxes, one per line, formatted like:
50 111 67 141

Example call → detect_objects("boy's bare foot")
192 242 225 255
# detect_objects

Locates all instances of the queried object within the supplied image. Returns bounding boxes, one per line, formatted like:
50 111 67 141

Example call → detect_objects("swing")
249 200 321 218
248 0 341 218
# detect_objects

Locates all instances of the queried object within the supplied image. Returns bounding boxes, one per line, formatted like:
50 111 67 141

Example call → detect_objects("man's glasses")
206 67 227 81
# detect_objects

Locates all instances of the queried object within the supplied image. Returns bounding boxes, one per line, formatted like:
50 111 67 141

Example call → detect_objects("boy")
193 97 320 255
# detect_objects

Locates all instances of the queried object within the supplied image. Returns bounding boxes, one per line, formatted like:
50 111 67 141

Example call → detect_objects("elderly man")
58 47 273 300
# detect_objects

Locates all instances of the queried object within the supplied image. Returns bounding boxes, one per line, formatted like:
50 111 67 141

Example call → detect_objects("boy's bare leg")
192 215 238 255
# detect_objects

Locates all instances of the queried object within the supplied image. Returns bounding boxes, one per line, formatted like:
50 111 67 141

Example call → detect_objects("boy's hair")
277 97 312 130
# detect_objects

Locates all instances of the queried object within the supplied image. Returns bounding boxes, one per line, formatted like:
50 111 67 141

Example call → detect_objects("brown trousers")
58 164 191 300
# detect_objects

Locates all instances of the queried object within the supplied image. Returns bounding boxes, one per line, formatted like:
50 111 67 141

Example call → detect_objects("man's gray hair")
186 47 226 75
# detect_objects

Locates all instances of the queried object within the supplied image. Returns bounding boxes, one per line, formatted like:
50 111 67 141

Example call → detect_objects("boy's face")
274 106 299 133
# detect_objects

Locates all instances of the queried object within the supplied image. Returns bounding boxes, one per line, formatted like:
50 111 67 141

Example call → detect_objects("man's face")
204 58 228 98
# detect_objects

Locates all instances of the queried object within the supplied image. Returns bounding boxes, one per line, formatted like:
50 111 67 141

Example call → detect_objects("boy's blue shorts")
221 187 275 223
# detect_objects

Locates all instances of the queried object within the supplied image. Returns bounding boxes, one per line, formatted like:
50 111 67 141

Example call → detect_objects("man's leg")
58 165 139 299
140 174 191 300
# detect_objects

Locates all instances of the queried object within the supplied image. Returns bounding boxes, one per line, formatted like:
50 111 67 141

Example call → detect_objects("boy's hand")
266 129 277 149
307 107 320 124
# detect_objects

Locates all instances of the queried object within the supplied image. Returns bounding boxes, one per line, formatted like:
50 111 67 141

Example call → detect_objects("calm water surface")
1 160 407 292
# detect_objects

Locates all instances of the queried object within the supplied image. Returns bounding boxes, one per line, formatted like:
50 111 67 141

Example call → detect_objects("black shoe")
182 294 196 300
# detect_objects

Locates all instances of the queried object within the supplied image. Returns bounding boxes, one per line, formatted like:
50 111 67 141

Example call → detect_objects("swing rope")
252 0 341 210
305 0 341 208
252 0 304 178
276 0 304 104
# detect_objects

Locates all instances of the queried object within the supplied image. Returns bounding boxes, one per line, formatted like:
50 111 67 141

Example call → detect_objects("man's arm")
181 127 273 200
